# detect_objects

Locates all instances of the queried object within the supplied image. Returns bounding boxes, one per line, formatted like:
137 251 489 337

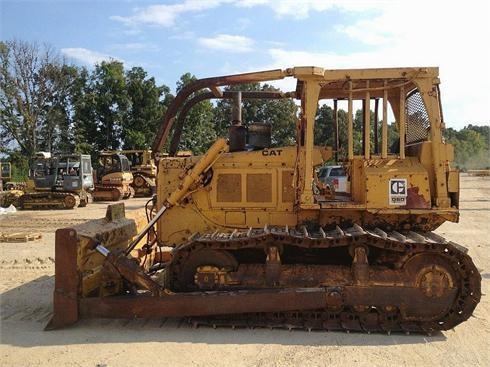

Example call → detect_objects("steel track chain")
20 191 80 209
169 224 481 334
93 184 125 201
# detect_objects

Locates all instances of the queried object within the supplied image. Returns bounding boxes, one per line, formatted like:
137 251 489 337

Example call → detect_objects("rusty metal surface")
162 225 480 332
404 186 431 209
248 122 271 149
153 69 287 153
46 205 146 329
106 250 161 294
47 222 481 333
80 288 327 318
228 124 247 152
167 90 288 155
47 66 481 334
78 285 455 321
45 228 79 330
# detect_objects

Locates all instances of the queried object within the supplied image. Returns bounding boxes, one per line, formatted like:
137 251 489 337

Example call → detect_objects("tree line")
1 40 488 180
444 125 489 170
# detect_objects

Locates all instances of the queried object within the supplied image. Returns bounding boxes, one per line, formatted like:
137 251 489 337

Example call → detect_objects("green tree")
315 106 363 158
71 67 92 154
445 125 489 169
0 40 75 157
5 150 29 181
214 83 297 147
314 104 334 146
466 125 489 149
315 104 353 161
315 104 401 160
40 63 81 153
73 60 129 154
123 67 171 149
174 73 216 154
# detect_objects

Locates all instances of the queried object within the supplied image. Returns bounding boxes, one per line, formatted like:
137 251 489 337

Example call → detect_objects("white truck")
317 165 349 193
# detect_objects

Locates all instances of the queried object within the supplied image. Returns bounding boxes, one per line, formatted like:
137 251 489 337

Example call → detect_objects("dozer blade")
45 203 145 330
46 205 467 333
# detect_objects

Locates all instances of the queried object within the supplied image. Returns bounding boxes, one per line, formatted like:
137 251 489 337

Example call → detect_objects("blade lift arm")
94 138 230 294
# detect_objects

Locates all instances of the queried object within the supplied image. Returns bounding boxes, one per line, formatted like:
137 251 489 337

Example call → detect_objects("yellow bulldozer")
0 162 21 207
92 152 134 201
0 162 11 191
47 66 481 334
101 149 157 197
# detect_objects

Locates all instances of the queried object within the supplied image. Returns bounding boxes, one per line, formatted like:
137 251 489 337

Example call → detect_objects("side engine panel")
157 146 328 245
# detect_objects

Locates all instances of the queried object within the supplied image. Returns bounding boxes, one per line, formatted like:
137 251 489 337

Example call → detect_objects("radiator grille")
406 89 430 144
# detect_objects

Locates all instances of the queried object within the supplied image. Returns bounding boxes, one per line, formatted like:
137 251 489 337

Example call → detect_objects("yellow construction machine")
102 150 156 197
0 162 22 207
47 66 481 334
92 152 134 201
0 162 11 191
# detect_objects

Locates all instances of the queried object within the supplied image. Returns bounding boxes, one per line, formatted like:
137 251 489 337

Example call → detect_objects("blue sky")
1 0 489 129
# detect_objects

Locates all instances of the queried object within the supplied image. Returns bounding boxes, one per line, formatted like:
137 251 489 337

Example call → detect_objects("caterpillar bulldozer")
102 150 156 197
92 152 134 201
16 152 93 209
47 66 481 334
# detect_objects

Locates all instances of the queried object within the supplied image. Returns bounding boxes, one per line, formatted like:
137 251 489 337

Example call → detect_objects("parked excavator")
17 152 93 209
47 66 481 334
92 152 134 201
101 150 156 197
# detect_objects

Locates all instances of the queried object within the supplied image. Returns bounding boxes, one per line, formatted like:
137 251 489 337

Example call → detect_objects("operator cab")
97 153 131 177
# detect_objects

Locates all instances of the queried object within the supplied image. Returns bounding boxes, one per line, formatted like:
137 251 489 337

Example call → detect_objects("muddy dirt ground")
0 176 489 367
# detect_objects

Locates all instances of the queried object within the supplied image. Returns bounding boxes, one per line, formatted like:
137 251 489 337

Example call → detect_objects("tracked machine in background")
0 162 23 207
126 150 156 197
103 150 157 197
48 67 481 334
0 162 11 191
92 152 134 201
17 152 93 209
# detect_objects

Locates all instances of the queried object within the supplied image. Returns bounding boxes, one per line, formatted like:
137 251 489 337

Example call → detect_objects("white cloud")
238 0 269 6
198 34 254 53
337 21 392 46
266 45 490 129
107 0 489 128
111 0 374 27
262 1 333 19
111 0 230 27
236 0 376 19
336 1 490 127
61 48 121 65
259 1 490 129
